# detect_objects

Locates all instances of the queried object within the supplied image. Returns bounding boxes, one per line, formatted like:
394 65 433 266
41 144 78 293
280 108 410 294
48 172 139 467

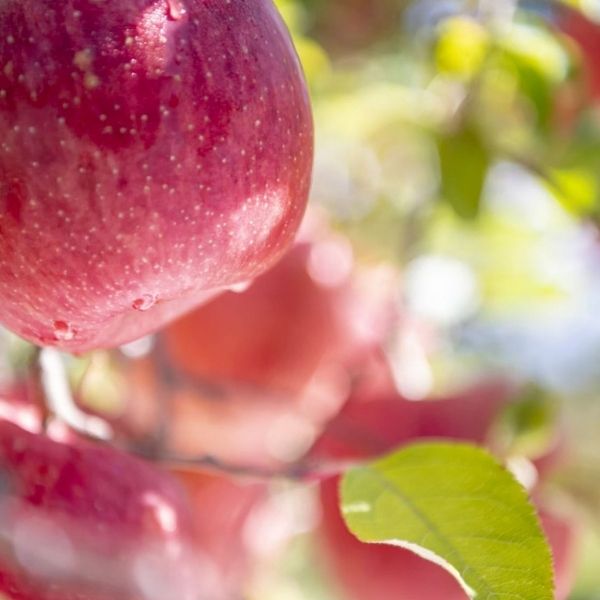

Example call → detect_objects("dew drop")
228 281 252 294
52 321 75 342
166 0 187 20
132 294 157 312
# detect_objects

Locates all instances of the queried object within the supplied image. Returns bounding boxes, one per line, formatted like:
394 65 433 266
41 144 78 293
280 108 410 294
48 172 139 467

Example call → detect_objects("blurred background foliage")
269 0 600 598
3 1 600 598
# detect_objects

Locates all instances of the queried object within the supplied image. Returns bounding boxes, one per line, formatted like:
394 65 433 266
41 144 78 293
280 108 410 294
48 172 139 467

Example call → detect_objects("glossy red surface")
0 419 201 600
0 0 313 352
161 237 381 395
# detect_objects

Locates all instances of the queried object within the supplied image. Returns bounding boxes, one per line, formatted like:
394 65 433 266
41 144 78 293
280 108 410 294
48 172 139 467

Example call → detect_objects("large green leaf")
341 442 554 600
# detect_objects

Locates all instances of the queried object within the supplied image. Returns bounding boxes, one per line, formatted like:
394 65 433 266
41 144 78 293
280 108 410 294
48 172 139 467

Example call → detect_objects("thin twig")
38 348 113 441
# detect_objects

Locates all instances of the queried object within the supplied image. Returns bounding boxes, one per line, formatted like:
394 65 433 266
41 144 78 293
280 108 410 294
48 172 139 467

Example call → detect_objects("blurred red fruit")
308 375 512 463
0 0 312 352
0 419 204 600
121 230 398 470
162 234 391 395
557 7 600 100
172 468 268 597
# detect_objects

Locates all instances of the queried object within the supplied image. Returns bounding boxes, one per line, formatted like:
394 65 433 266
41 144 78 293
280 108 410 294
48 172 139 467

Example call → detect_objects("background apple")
116 227 398 470
308 374 513 463
160 226 394 395
556 5 600 101
0 417 207 600
171 468 268 598
0 0 313 353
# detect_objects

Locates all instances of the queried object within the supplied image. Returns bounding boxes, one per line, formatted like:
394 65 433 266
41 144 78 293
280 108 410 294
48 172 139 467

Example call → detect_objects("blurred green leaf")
341 443 554 600
498 385 559 460
495 22 569 132
498 22 569 85
438 126 490 220
436 16 490 81
549 167 597 215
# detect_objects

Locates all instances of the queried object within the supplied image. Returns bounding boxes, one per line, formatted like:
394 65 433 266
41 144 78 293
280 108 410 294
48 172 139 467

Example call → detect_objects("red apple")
0 418 209 600
172 468 268 597
160 231 392 395
308 375 513 464
118 229 398 469
0 0 313 353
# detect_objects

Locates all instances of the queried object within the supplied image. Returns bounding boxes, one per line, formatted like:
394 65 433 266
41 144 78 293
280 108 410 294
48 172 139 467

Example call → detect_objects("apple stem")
37 347 113 441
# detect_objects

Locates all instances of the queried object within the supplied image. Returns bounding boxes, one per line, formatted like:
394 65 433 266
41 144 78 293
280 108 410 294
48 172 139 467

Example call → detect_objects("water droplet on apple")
228 281 252 294
132 294 157 312
166 0 187 20
52 320 75 341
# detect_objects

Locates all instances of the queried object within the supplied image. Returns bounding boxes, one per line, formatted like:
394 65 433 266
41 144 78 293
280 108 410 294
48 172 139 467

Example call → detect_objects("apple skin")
0 0 313 353
160 236 389 395
0 418 206 600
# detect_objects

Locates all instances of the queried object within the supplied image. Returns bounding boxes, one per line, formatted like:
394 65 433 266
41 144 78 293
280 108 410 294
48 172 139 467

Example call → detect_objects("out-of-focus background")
263 3 600 595
4 0 600 598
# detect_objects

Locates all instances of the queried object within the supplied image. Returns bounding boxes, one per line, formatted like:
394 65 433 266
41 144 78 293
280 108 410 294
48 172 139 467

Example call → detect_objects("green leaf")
548 167 597 216
438 127 490 220
435 16 490 81
341 442 554 600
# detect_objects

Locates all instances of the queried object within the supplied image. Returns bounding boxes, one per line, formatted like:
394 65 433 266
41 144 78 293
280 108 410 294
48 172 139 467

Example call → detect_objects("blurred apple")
0 418 209 600
118 225 398 470
556 6 600 101
308 372 512 463
171 468 268 599
161 230 391 395
0 377 270 599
